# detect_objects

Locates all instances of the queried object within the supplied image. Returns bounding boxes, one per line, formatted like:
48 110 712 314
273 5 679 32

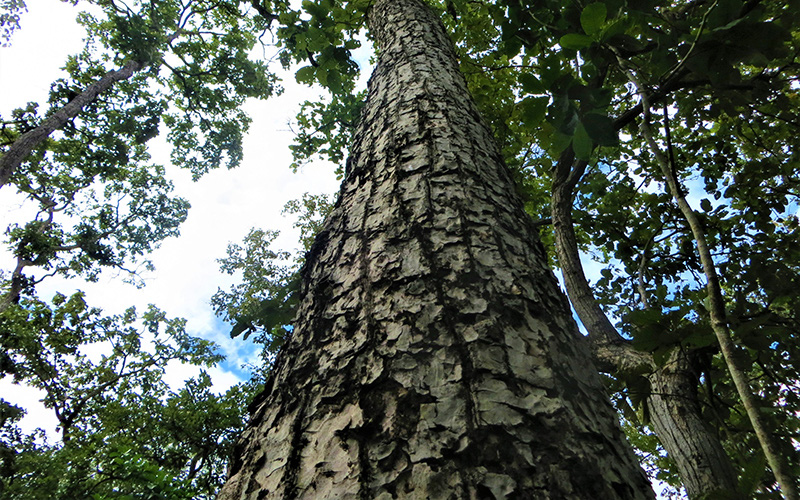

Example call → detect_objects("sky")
0 0 371 436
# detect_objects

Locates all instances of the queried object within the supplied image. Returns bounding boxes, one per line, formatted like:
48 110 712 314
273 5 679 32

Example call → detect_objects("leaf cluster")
0 0 25 45
0 292 254 499
212 193 333 371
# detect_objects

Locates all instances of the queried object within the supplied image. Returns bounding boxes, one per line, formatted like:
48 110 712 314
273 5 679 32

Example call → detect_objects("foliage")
620 418 685 499
0 2 277 497
212 193 333 375
282 192 334 253
0 292 253 499
289 90 366 177
0 0 25 45
213 228 296 348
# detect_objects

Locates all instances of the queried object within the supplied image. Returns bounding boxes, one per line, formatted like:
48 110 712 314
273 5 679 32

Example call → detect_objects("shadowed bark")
218 0 653 498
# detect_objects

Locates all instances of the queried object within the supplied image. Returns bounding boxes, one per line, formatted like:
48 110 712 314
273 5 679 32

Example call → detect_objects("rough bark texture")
218 1 653 498
551 152 739 498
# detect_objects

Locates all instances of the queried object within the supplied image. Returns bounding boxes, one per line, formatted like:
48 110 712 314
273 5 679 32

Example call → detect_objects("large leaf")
559 33 592 50
520 96 549 125
572 122 593 160
580 3 607 37
519 73 545 94
295 65 317 84
581 113 618 146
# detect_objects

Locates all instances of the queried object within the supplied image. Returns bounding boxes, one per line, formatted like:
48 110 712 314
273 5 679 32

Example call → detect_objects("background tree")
0 291 258 499
0 0 280 496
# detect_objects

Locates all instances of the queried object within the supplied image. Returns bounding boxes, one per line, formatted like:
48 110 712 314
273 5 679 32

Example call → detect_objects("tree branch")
550 148 655 374
0 60 146 191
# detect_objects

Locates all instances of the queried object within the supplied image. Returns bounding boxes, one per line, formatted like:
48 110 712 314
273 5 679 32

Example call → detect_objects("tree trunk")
218 0 653 498
647 350 740 498
551 152 740 498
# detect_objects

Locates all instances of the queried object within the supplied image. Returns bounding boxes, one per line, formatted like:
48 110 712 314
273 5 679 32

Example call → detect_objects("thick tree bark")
551 152 740 499
218 1 653 498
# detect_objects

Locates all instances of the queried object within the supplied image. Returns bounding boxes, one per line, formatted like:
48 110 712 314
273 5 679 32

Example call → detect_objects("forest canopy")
1 0 799 498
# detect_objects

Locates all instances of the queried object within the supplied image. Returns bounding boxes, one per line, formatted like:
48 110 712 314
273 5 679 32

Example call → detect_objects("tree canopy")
2 0 799 498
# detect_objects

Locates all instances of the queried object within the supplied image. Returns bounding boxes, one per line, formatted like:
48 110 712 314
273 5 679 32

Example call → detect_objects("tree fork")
218 0 653 498
629 69 798 500
550 151 740 499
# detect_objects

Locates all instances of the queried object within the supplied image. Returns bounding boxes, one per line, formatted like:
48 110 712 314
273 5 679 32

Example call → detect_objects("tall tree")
218 0 653 498
379 1 799 496
0 2 277 496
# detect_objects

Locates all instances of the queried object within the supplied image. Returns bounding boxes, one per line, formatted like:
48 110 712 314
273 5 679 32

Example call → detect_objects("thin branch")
625 62 798 500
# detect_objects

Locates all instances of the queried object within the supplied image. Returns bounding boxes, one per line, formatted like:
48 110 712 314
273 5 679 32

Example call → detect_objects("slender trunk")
629 70 798 500
551 152 654 374
648 350 739 497
551 152 740 498
218 0 653 498
0 60 145 190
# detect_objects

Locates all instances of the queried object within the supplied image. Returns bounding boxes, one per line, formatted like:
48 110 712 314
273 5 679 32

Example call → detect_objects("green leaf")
581 113 617 146
295 65 317 84
626 375 652 412
326 70 343 94
519 73 545 94
700 198 712 212
302 0 328 19
580 3 607 37
316 66 329 86
559 33 592 50
520 96 548 125
572 122 593 160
